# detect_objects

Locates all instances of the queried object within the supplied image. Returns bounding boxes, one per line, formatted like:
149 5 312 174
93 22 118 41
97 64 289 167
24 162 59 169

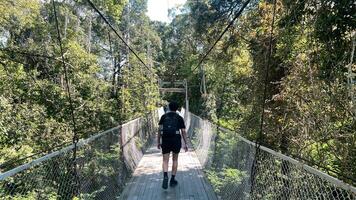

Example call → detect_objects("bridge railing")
0 111 158 200
187 113 356 200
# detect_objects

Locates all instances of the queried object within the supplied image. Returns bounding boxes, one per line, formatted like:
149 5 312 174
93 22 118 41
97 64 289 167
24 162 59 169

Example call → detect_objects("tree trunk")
64 9 68 39
125 2 131 68
87 13 92 53
108 31 118 97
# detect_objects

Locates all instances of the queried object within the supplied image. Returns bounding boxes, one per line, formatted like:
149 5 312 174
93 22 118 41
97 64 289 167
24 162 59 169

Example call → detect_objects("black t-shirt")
159 112 185 138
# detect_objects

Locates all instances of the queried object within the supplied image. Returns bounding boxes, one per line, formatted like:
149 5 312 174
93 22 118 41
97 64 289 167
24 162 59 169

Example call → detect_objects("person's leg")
170 153 179 186
162 153 170 189
162 153 170 174
172 153 179 175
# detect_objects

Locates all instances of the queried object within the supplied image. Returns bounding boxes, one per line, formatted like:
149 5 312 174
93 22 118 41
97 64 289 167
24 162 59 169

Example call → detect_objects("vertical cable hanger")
257 0 277 149
52 0 79 195
251 0 277 192
200 64 207 96
347 32 356 117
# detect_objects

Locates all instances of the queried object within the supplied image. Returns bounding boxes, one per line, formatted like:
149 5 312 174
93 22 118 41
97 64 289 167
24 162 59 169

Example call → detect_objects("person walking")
157 101 188 189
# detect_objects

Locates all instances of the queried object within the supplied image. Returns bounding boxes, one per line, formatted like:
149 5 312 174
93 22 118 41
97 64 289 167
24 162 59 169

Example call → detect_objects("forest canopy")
0 0 355 187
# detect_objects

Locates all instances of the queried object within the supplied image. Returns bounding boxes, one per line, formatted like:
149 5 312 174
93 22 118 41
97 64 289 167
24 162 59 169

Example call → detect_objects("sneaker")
162 177 168 189
170 179 178 187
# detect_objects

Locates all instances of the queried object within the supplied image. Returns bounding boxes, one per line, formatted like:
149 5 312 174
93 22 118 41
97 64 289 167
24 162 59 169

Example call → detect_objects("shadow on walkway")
120 146 217 200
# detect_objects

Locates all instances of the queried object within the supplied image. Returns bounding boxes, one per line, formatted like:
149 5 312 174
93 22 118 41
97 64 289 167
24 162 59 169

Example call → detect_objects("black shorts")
161 137 181 154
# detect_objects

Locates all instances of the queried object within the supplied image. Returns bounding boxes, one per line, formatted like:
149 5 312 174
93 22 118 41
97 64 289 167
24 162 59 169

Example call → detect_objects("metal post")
347 32 355 116
185 79 189 118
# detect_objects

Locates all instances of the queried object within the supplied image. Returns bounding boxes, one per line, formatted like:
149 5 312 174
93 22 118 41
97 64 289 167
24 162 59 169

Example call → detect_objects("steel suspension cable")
190 0 251 74
257 0 277 149
251 0 277 191
185 0 251 101
52 0 79 146
86 0 155 77
52 0 80 194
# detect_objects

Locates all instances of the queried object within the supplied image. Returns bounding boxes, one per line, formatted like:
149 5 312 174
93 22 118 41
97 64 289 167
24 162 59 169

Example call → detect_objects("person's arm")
157 125 162 149
157 116 164 149
178 116 188 152
181 128 188 152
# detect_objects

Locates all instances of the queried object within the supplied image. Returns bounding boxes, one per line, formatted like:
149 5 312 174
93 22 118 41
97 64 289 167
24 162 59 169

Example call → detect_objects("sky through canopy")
146 0 186 23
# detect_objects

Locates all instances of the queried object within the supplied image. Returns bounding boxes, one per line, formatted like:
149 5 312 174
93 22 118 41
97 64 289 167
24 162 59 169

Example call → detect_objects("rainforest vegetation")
0 0 355 194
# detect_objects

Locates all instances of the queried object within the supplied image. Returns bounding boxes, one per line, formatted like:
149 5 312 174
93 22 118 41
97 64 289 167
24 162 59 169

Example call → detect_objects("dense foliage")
157 0 355 185
0 0 355 196
0 0 160 171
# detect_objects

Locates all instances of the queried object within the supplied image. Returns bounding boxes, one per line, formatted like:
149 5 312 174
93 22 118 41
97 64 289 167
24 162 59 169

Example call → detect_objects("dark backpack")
162 113 180 135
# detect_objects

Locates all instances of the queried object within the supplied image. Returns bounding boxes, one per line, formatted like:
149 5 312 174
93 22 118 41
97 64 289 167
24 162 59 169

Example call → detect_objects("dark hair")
168 101 179 111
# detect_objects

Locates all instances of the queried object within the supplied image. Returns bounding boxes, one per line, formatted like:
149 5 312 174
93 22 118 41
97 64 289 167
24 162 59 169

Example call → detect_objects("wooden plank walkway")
120 145 218 200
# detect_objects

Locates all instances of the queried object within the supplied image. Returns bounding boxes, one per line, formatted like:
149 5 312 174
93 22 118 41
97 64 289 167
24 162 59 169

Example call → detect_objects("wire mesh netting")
0 111 158 200
0 0 159 171
187 113 356 200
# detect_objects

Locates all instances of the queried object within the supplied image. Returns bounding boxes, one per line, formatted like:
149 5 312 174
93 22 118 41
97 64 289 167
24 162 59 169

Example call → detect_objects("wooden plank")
120 153 151 199
176 168 183 200
188 150 207 200
120 144 218 200
188 149 214 200
180 152 190 200
145 155 161 200
188 150 217 200
146 160 158 199
137 149 158 199
185 151 195 199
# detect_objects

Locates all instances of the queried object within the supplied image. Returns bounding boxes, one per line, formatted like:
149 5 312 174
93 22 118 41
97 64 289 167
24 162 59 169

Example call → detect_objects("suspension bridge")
0 108 355 199
1 0 356 199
